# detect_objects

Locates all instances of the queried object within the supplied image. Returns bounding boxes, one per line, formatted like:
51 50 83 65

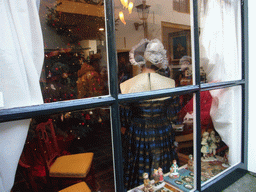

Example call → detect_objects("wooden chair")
16 137 46 192
35 119 95 191
175 132 194 165
16 155 39 192
175 127 218 165
58 182 91 192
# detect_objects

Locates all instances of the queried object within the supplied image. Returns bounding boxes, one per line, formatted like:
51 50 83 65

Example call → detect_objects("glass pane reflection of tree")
39 0 109 103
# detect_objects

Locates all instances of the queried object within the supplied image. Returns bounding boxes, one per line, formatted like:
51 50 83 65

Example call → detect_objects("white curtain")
199 0 242 165
0 0 44 191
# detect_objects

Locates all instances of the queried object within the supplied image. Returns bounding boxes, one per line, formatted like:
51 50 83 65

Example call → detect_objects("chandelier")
119 0 133 25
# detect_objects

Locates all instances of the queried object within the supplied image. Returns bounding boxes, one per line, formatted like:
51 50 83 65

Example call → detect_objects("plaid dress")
121 96 180 190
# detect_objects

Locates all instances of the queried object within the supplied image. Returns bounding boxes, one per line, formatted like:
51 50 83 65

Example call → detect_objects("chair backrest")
36 119 60 175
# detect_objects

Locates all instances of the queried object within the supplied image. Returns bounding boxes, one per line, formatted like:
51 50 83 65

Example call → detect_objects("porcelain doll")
208 130 219 158
170 160 179 178
143 172 154 192
201 131 210 159
158 167 164 182
153 169 160 185
187 154 194 170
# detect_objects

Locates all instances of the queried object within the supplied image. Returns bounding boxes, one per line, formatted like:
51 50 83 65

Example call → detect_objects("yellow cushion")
58 182 91 192
50 153 93 178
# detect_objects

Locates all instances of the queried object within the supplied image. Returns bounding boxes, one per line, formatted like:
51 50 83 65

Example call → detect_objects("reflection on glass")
115 0 193 92
121 93 194 191
13 107 114 192
199 0 242 83
39 0 108 103
200 87 242 186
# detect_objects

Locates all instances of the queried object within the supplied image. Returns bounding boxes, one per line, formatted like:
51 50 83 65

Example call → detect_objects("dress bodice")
131 99 169 120
121 96 180 129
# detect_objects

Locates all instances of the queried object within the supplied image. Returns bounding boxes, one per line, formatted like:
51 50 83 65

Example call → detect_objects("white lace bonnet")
129 39 168 69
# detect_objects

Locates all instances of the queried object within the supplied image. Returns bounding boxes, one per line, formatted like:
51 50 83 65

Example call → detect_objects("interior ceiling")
56 0 105 40
59 12 105 40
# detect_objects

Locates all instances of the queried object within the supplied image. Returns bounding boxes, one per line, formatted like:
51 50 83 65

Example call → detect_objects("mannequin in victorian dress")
120 39 180 189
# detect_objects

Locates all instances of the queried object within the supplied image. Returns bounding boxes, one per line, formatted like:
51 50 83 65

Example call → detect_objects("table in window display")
128 160 230 192
128 165 186 192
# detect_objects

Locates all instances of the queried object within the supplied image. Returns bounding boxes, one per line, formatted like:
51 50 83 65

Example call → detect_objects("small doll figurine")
143 172 154 192
153 169 160 186
158 167 164 183
143 172 150 186
208 131 219 158
187 154 193 171
170 160 179 178
201 131 210 159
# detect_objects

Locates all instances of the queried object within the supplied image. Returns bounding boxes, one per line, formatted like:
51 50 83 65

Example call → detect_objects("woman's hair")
129 39 168 69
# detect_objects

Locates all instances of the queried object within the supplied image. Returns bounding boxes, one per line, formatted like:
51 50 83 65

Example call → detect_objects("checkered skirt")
121 96 180 190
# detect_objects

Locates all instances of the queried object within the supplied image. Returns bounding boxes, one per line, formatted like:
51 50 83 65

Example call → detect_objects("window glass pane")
121 93 194 191
200 86 242 186
13 107 114 192
39 0 109 103
115 0 193 94
199 0 242 84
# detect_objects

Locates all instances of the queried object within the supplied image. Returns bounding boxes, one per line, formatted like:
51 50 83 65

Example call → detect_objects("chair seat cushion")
58 181 91 192
50 152 93 178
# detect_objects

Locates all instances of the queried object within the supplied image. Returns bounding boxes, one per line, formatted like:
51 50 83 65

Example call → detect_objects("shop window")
0 0 246 192
115 0 243 191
